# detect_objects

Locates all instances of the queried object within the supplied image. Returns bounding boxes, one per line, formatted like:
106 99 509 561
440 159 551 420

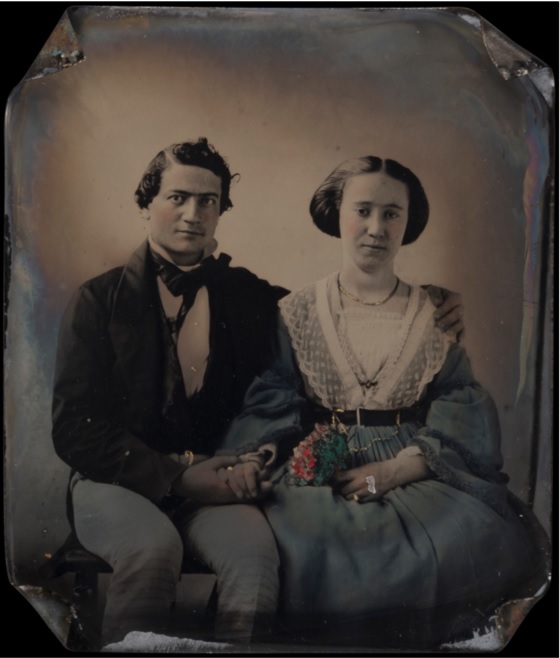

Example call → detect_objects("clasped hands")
171 455 272 505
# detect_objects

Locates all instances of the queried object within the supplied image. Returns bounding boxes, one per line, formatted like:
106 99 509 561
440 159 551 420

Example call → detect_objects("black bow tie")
150 249 223 331
151 250 220 295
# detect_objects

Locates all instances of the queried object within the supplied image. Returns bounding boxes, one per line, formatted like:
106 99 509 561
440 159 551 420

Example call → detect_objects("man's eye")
169 195 184 203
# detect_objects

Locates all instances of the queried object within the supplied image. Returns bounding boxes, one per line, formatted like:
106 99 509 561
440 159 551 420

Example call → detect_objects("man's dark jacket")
52 242 287 504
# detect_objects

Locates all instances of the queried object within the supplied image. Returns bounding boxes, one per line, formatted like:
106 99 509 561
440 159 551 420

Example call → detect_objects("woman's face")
338 171 409 274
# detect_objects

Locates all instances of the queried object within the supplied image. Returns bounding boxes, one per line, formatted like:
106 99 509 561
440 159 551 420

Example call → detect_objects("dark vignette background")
2 2 557 657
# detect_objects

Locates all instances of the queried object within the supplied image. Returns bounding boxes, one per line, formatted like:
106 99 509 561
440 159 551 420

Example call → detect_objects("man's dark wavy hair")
310 156 429 245
134 138 235 214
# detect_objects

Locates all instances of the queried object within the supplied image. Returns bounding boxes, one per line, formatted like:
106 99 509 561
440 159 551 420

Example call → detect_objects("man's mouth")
177 229 204 237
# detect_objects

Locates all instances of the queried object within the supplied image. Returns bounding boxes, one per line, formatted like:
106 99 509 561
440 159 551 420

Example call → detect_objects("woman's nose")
366 212 384 237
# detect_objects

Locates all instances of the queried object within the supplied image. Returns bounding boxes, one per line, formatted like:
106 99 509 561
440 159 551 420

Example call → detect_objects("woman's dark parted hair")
310 156 429 245
134 137 236 214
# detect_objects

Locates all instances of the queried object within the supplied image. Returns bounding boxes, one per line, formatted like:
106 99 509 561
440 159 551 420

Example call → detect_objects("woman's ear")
139 207 150 221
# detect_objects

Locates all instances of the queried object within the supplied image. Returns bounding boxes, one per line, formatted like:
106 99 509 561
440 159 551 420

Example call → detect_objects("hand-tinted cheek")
341 217 361 240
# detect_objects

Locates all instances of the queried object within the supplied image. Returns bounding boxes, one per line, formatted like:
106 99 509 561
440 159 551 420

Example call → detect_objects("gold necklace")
338 276 400 306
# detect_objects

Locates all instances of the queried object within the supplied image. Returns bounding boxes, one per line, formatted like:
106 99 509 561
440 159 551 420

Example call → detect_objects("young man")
52 138 463 647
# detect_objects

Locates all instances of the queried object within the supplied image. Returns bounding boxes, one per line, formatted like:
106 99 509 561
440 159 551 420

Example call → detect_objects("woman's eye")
385 211 398 219
200 197 216 207
169 195 184 203
357 208 369 217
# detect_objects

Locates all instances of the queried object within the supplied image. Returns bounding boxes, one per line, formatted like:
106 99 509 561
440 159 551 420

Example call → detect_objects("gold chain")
349 435 395 453
338 276 400 306
331 410 402 453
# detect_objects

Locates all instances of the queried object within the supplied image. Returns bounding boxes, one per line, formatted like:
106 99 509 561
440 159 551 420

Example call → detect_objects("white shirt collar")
148 235 219 272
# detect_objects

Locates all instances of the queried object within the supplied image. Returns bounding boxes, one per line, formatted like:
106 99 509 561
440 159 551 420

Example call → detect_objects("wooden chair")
40 534 215 651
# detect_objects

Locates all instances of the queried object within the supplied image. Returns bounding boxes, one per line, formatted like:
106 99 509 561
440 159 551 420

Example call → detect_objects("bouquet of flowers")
286 423 350 486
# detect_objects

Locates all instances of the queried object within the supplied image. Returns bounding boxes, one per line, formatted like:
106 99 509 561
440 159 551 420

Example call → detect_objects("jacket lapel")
108 241 163 421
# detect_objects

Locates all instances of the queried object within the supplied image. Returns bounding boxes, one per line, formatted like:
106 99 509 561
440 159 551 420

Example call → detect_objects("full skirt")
262 423 545 646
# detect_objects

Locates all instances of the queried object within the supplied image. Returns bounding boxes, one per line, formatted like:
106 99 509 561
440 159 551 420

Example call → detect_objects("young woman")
220 156 548 648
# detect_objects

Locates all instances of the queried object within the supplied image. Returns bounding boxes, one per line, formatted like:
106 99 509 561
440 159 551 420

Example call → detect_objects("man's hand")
217 462 273 501
426 286 464 342
171 455 244 504
168 452 210 466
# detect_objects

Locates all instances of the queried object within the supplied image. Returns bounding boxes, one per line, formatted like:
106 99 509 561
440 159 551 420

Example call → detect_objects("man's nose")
180 198 200 222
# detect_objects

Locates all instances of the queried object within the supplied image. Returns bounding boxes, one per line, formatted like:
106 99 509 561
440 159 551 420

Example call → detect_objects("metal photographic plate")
4 5 555 656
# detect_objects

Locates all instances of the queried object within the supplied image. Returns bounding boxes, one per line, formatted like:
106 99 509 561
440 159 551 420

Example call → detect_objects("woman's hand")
427 286 464 342
333 461 399 503
334 451 431 504
217 461 273 501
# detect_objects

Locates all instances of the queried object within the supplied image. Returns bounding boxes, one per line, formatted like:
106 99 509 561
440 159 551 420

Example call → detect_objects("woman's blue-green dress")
223 276 548 646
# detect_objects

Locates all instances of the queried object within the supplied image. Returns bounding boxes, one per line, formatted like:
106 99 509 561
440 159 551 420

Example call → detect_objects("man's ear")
139 207 150 221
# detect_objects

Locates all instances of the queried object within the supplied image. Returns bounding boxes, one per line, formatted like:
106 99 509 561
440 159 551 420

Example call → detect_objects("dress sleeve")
410 343 511 516
52 284 186 504
219 319 306 458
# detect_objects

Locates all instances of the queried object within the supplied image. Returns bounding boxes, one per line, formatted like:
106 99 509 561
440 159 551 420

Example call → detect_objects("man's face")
143 162 222 266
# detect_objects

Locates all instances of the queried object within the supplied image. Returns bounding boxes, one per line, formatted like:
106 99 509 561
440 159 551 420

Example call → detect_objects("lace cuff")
237 443 277 468
396 445 423 458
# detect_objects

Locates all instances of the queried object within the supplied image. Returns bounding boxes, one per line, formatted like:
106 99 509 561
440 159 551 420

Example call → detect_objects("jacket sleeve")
52 282 186 504
410 343 511 516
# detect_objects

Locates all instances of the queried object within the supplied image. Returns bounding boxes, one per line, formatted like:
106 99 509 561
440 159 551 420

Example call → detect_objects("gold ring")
352 494 359 502
226 466 234 471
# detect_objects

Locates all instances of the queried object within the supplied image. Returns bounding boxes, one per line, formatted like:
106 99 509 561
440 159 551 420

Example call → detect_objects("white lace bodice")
279 273 453 410
337 307 404 387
